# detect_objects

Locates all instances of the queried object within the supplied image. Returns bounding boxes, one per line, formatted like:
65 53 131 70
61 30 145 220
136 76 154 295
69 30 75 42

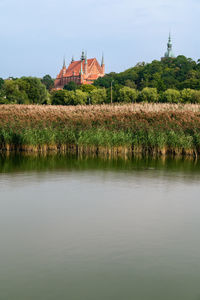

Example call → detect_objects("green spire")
164 32 174 58
71 55 74 63
168 32 172 49
169 32 171 42
81 51 85 61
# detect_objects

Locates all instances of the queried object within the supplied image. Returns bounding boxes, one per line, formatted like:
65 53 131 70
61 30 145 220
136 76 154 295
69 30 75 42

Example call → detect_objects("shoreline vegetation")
1 103 200 158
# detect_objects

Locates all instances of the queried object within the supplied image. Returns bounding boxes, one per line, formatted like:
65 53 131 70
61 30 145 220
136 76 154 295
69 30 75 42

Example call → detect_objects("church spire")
164 32 174 58
63 56 66 68
84 52 87 74
168 32 172 50
101 53 104 67
101 53 105 75
81 51 85 61
71 55 74 63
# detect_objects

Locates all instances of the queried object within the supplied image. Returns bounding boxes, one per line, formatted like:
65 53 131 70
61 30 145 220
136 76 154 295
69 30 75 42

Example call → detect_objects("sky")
0 0 200 78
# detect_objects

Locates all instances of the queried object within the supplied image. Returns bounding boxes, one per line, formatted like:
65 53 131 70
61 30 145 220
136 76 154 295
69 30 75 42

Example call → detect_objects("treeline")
52 86 200 104
94 55 200 91
0 76 53 104
1 55 200 105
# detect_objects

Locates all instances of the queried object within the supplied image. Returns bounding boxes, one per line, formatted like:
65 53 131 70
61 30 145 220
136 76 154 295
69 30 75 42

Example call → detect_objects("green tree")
0 78 5 103
181 89 196 103
3 80 29 104
178 78 200 90
51 90 74 105
94 73 116 88
181 88 200 103
118 86 138 103
51 90 66 105
64 81 78 91
191 90 200 103
20 77 50 104
79 84 96 93
0 78 4 89
41 75 54 91
90 88 107 104
139 87 159 102
162 89 181 103
72 90 88 105
124 79 137 89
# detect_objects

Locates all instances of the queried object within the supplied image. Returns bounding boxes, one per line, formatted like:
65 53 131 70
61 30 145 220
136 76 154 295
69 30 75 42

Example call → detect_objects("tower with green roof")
161 33 175 60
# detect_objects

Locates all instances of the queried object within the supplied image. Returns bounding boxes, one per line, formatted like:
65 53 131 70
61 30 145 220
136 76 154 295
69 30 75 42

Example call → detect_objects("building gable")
54 54 105 89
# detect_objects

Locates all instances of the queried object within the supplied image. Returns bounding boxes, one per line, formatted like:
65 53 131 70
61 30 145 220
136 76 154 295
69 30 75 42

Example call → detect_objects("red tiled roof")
56 58 103 79
65 58 95 77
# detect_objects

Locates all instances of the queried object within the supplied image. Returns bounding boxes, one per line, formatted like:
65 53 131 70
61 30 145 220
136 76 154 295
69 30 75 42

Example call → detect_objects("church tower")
164 33 175 58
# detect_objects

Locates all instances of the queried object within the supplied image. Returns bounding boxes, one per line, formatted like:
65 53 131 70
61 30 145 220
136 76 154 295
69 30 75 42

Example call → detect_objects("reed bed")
1 103 200 157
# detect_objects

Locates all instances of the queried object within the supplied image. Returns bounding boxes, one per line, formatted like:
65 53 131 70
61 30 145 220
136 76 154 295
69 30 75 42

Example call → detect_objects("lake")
0 154 200 300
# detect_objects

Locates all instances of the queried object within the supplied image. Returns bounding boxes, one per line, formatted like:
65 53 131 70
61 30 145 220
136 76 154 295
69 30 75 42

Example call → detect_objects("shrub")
139 88 159 102
192 91 200 103
63 81 78 91
51 90 74 105
118 86 138 103
90 88 107 104
180 89 200 103
162 89 181 103
72 90 88 105
79 84 96 93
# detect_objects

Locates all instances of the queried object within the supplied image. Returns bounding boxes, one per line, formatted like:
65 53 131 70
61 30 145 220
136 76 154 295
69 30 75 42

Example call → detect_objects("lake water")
1 154 200 300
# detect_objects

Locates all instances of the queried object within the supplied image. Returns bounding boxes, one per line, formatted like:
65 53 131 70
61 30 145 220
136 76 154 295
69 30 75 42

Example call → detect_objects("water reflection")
0 152 200 175
0 153 200 300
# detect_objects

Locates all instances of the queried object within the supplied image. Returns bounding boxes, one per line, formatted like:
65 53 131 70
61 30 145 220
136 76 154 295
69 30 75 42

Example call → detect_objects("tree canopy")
41 75 54 91
0 77 49 104
94 56 200 92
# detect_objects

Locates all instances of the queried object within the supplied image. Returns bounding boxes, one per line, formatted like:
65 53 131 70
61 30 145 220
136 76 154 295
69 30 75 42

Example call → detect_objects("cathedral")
54 52 105 89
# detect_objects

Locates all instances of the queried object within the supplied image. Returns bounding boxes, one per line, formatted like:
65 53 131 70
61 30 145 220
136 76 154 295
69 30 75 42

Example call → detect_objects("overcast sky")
0 0 199 78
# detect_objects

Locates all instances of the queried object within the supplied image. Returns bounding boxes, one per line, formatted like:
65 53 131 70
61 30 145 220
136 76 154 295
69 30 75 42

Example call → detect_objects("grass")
1 103 200 156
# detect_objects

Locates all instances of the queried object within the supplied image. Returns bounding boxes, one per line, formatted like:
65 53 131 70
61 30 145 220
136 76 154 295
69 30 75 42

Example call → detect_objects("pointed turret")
101 53 105 75
71 55 74 63
101 53 104 67
84 52 88 74
80 61 83 75
63 57 66 68
61 57 66 77
81 51 85 61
